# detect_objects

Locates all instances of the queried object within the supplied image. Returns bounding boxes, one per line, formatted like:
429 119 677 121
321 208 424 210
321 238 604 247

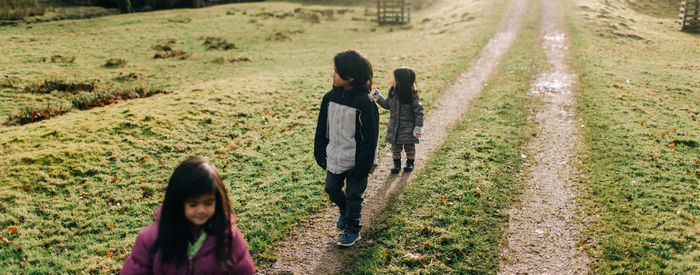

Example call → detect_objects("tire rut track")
498 0 590 273
261 0 530 273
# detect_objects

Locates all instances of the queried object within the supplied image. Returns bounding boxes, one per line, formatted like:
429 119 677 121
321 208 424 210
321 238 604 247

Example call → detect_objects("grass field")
2 0 696 273
345 0 544 272
567 0 699 273
0 0 511 272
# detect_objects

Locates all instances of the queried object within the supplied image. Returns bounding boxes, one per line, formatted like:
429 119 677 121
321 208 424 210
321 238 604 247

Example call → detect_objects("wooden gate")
377 0 411 25
680 0 699 31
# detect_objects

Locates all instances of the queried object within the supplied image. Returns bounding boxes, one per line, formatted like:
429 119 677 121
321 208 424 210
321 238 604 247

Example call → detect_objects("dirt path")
260 0 529 274
497 0 590 273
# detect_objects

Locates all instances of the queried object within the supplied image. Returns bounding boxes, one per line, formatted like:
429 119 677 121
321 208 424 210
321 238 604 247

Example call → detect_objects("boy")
314 50 379 246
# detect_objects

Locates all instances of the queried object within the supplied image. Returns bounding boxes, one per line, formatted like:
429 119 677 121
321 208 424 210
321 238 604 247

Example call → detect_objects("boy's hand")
371 88 380 99
413 127 422 139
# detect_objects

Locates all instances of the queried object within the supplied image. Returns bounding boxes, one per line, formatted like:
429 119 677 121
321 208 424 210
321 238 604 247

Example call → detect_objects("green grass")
567 0 699 273
345 1 544 273
0 0 511 272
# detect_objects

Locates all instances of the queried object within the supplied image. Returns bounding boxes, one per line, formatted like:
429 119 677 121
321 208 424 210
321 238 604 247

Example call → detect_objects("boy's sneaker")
337 231 361 247
336 218 345 230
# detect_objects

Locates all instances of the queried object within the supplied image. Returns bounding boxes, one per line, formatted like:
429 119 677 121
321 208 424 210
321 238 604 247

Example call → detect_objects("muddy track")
260 0 530 274
497 0 590 273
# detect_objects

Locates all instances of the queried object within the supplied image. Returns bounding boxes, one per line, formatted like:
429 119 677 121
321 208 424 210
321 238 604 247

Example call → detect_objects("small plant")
167 17 191 23
45 55 75 63
24 79 96 94
153 50 191 59
151 39 177 51
72 88 171 110
294 9 320 24
0 76 21 88
5 104 72 126
152 40 190 59
266 30 304 42
275 12 294 19
5 86 172 126
201 36 237 50
209 57 251 64
267 32 291 41
104 58 127 68
113 72 142 82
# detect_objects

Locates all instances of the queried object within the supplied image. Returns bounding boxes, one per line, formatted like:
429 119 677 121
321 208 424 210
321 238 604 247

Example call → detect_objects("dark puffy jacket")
314 86 379 179
120 208 255 275
375 89 424 144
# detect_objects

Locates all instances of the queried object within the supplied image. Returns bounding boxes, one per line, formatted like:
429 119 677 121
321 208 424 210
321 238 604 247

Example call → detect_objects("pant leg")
324 171 347 217
343 175 368 233
391 144 403 160
404 144 416 160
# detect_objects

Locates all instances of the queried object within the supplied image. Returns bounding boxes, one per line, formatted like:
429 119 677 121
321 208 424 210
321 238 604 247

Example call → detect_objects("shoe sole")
336 234 361 247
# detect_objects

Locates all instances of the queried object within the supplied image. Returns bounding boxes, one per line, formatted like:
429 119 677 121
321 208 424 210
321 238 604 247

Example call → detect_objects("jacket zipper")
358 110 364 143
335 91 346 172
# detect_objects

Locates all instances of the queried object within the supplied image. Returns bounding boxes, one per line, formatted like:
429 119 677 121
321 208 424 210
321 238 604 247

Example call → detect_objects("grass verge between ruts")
567 0 699 273
344 1 545 272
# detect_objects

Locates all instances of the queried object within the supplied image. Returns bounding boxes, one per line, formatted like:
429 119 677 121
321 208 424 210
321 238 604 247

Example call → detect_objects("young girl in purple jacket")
120 157 255 274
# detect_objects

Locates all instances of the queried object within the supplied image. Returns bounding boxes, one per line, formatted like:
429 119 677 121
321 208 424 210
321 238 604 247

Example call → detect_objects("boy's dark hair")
150 156 235 267
333 50 373 91
389 67 417 104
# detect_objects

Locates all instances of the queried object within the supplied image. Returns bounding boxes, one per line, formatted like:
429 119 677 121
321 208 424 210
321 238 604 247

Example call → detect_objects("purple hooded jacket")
120 208 255 275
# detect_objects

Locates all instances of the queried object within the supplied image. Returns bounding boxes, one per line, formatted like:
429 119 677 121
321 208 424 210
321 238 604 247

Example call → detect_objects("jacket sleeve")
349 97 379 180
314 93 330 170
120 228 155 275
412 94 424 127
376 94 390 110
229 224 256 275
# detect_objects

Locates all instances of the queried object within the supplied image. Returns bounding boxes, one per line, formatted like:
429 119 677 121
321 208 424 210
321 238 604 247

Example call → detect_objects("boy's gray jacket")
376 89 424 144
314 86 379 179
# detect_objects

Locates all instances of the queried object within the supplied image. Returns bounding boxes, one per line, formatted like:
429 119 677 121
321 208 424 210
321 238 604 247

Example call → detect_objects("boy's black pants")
325 170 368 233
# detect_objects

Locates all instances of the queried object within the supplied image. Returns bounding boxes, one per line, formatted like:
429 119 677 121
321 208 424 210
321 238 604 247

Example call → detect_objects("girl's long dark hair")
150 156 234 267
388 67 418 104
334 49 373 91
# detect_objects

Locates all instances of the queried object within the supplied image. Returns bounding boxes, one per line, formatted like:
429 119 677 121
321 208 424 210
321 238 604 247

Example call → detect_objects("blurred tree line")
0 0 263 15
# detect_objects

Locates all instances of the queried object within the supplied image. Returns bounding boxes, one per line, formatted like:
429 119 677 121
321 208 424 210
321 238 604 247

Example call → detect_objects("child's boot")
404 159 415 172
391 159 401 174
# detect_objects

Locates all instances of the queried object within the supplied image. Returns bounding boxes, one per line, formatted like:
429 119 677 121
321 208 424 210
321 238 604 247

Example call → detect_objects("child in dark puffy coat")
371 67 424 174
314 50 379 247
